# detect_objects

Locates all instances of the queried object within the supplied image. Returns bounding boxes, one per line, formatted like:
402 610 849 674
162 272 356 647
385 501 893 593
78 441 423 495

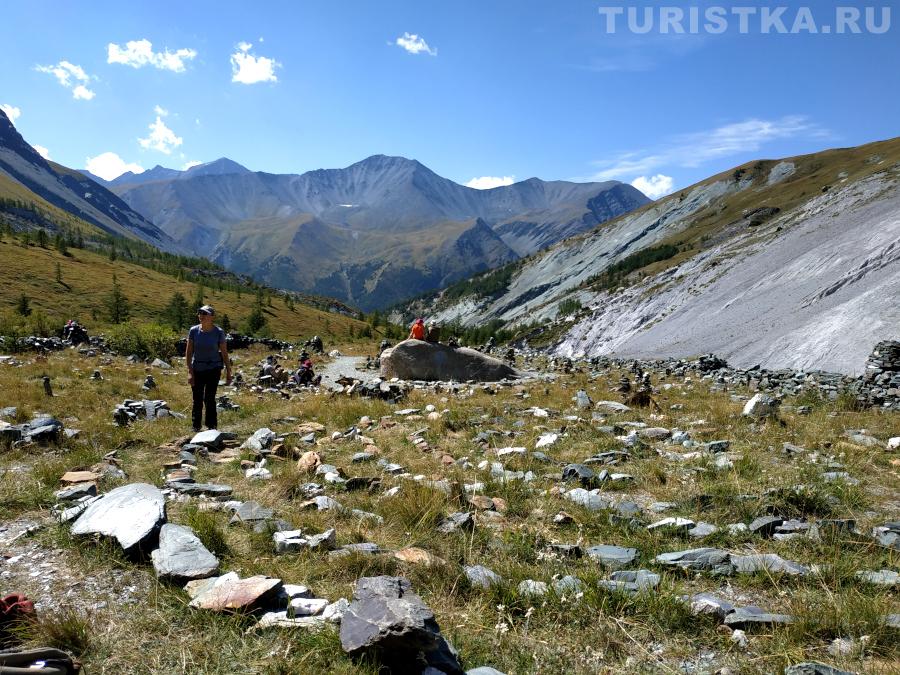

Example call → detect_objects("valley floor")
0 345 898 674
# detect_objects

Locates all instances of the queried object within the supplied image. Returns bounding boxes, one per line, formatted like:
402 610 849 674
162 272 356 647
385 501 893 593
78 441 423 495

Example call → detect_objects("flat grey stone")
749 516 783 537
70 483 166 552
230 501 274 525
438 512 474 534
731 553 808 576
701 440 730 453
169 482 233 497
329 542 381 557
565 488 608 511
464 565 501 589
648 517 695 532
586 544 637 569
688 522 718 538
655 548 732 574
599 569 660 594
151 523 219 581
55 482 97 502
595 401 630 413
855 569 899 586
685 592 735 620
724 606 795 627
552 575 583 594
784 663 855 675
190 430 225 449
517 580 548 597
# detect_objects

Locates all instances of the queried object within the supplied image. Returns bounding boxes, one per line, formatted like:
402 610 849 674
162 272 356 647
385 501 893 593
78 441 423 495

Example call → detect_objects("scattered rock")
339 576 463 674
187 573 283 613
742 393 780 418
151 524 219 582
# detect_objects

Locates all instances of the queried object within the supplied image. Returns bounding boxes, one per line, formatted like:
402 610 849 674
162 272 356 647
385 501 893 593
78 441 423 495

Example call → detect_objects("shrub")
586 243 680 291
556 298 582 317
106 322 178 359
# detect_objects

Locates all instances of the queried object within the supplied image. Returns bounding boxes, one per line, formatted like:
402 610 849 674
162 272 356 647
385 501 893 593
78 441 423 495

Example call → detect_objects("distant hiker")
311 335 324 353
408 318 426 341
426 322 441 343
447 336 459 349
185 305 232 432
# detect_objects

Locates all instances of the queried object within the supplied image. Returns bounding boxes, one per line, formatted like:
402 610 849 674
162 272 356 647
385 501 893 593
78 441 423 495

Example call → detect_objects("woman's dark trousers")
191 368 221 430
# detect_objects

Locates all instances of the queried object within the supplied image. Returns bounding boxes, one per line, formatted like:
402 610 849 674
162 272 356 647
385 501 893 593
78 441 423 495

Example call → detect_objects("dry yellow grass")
0 233 370 342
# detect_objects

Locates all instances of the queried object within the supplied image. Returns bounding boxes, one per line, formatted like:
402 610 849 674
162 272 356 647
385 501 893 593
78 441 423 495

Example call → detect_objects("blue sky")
1 0 897 197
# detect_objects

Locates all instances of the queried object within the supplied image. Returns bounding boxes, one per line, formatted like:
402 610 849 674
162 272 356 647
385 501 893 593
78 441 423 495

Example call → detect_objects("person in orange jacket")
408 317 426 340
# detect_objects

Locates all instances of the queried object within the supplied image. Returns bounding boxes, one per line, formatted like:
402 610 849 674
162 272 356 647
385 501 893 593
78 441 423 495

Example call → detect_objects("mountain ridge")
0 109 180 252
107 153 649 309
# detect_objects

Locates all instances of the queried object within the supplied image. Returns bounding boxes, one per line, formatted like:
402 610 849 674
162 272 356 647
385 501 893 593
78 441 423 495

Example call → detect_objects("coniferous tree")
55 262 62 284
54 232 68 256
245 292 267 334
163 291 190 330
106 274 130 323
193 284 205 313
15 293 31 316
36 229 48 248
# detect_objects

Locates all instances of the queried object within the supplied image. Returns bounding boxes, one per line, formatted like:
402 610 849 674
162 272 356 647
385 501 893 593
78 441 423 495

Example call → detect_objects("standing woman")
185 305 232 431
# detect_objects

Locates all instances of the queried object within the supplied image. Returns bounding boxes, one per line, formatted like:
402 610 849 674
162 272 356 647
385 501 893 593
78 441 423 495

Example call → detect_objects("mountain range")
100 155 648 310
408 137 900 374
0 109 178 252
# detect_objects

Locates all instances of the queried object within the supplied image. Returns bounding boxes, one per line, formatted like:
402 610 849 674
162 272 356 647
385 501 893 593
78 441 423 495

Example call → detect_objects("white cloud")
107 39 197 73
1 103 21 122
182 160 202 170
32 145 51 160
631 174 674 200
230 42 279 84
138 115 183 154
72 85 95 100
395 32 437 56
36 61 95 100
588 116 829 180
154 104 169 117
465 175 516 190
85 152 144 181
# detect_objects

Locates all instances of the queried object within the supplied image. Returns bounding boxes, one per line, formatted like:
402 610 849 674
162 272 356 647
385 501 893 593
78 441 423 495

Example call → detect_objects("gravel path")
316 355 375 385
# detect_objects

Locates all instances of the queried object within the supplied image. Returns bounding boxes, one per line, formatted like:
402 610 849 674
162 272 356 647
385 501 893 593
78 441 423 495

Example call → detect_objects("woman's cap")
198 305 216 316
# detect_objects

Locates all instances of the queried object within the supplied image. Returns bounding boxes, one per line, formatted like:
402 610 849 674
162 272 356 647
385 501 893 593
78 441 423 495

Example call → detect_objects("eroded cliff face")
555 174 900 374
420 139 900 374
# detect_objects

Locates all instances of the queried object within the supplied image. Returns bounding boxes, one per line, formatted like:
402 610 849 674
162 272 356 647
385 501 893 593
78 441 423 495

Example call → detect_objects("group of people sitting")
408 317 449 344
257 351 321 386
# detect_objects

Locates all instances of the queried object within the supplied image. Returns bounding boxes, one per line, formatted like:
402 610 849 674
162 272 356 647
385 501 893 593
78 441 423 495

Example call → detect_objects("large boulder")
70 483 166 553
340 576 463 674
380 340 519 382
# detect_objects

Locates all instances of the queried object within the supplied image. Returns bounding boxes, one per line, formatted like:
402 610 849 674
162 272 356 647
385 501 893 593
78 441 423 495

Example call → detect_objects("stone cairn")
860 340 900 408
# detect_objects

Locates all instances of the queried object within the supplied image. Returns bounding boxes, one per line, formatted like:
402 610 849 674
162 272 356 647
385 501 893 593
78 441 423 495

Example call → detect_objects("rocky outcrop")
380 340 520 382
